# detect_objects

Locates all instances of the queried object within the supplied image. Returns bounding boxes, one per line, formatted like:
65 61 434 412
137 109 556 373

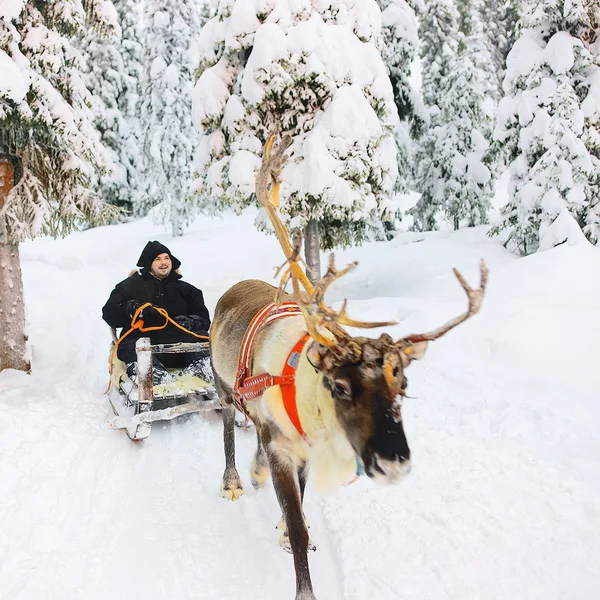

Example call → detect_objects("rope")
105 302 209 394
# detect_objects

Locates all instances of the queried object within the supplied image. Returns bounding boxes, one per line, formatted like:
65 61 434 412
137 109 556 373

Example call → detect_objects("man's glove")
125 301 164 326
125 300 143 319
140 306 165 326
174 315 206 333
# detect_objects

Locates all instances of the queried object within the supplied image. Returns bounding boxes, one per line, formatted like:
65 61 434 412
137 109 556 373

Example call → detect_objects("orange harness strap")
279 334 311 442
233 303 310 443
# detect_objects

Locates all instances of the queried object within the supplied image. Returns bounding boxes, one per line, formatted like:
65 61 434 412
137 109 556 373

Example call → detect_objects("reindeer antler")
399 260 488 345
256 131 314 298
257 132 395 347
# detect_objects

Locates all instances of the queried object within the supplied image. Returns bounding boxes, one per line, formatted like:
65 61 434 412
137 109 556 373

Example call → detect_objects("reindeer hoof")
278 517 317 553
279 536 293 554
220 468 246 501
250 464 270 489
221 484 246 501
278 533 317 554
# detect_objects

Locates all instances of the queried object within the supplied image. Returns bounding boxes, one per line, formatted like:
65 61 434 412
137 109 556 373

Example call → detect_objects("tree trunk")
171 200 183 237
303 219 321 285
0 159 30 373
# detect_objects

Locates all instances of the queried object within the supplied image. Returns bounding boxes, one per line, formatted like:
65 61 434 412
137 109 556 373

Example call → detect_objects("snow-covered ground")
1 208 599 600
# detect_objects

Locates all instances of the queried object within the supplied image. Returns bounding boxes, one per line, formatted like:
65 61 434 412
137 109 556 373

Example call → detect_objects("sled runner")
107 334 220 441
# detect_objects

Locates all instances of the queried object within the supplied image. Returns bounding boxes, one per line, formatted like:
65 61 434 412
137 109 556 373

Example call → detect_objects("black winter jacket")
102 271 211 352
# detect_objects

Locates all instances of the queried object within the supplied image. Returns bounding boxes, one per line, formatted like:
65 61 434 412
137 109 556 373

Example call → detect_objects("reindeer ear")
306 341 326 370
399 341 428 366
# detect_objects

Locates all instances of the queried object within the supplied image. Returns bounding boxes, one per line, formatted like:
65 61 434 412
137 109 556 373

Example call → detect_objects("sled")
107 334 220 441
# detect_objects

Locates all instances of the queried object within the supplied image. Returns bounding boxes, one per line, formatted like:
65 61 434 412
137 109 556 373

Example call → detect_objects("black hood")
136 241 181 271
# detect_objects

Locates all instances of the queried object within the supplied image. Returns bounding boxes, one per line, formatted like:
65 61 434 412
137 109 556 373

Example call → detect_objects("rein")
106 302 209 393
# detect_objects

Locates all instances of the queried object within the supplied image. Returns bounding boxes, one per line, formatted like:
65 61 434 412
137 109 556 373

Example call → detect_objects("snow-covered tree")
192 1 400 251
411 0 460 230
440 0 498 228
141 0 200 236
419 0 460 108
377 0 425 195
0 0 119 372
579 0 600 243
492 0 600 254
82 0 146 214
480 0 522 92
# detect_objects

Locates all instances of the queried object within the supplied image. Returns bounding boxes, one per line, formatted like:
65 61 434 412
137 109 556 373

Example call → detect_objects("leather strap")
232 303 310 442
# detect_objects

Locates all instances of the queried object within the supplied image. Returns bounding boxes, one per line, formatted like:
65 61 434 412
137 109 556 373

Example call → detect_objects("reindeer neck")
294 352 358 490
294 353 342 439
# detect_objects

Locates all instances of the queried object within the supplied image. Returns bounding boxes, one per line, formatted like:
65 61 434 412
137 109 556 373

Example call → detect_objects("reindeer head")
306 332 426 481
257 132 488 484
297 253 486 483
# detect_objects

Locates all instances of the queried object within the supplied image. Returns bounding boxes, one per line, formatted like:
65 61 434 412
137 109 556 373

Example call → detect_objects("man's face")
150 253 172 279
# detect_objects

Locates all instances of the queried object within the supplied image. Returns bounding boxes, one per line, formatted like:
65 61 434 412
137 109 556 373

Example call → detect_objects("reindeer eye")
333 380 351 397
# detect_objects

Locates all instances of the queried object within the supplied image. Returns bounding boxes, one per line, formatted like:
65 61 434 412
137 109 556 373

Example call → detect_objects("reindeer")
209 134 488 600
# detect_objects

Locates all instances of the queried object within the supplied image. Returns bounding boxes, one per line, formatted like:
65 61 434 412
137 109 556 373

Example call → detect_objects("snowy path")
1 211 599 600
0 382 344 600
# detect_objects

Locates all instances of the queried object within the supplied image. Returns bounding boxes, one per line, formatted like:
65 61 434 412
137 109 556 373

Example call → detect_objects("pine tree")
441 0 497 228
579 0 600 243
480 0 522 93
141 0 200 236
0 0 119 371
191 1 400 250
411 0 460 230
492 0 600 254
82 0 146 214
377 0 425 196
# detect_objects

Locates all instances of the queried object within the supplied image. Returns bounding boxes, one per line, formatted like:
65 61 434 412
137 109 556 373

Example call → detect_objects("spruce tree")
141 0 200 236
83 0 146 214
579 0 600 244
442 0 497 229
191 0 400 250
0 0 119 371
480 0 522 93
377 0 426 196
411 0 460 230
492 0 600 254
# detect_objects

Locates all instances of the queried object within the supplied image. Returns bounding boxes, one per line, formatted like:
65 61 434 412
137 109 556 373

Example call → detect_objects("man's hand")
125 301 165 326
140 306 165 326
174 315 207 333
125 300 143 319
174 315 194 331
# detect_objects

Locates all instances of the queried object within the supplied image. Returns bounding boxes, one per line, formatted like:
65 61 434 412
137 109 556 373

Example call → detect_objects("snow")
0 48 29 102
582 67 600 119
0 0 24 21
545 31 577 75
1 207 599 599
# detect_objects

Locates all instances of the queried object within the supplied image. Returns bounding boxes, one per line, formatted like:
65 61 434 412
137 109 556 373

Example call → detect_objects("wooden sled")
107 334 220 441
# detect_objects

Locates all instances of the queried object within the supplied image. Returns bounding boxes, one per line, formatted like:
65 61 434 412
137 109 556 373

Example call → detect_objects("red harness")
233 302 310 442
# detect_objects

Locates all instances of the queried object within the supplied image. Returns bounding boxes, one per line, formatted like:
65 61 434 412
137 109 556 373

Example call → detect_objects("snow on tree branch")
0 0 119 243
191 0 400 249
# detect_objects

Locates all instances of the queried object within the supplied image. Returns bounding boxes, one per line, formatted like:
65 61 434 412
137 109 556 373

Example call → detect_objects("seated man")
102 240 213 386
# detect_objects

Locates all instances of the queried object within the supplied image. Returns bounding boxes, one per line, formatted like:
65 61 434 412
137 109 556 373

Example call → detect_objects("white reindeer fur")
240 317 358 492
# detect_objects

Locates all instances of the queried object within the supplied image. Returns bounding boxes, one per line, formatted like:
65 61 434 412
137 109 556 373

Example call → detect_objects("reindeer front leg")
278 464 316 553
219 402 246 500
268 447 316 600
251 428 270 489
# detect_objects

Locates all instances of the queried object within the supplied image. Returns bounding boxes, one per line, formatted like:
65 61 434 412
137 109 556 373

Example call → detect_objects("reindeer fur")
210 280 358 494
